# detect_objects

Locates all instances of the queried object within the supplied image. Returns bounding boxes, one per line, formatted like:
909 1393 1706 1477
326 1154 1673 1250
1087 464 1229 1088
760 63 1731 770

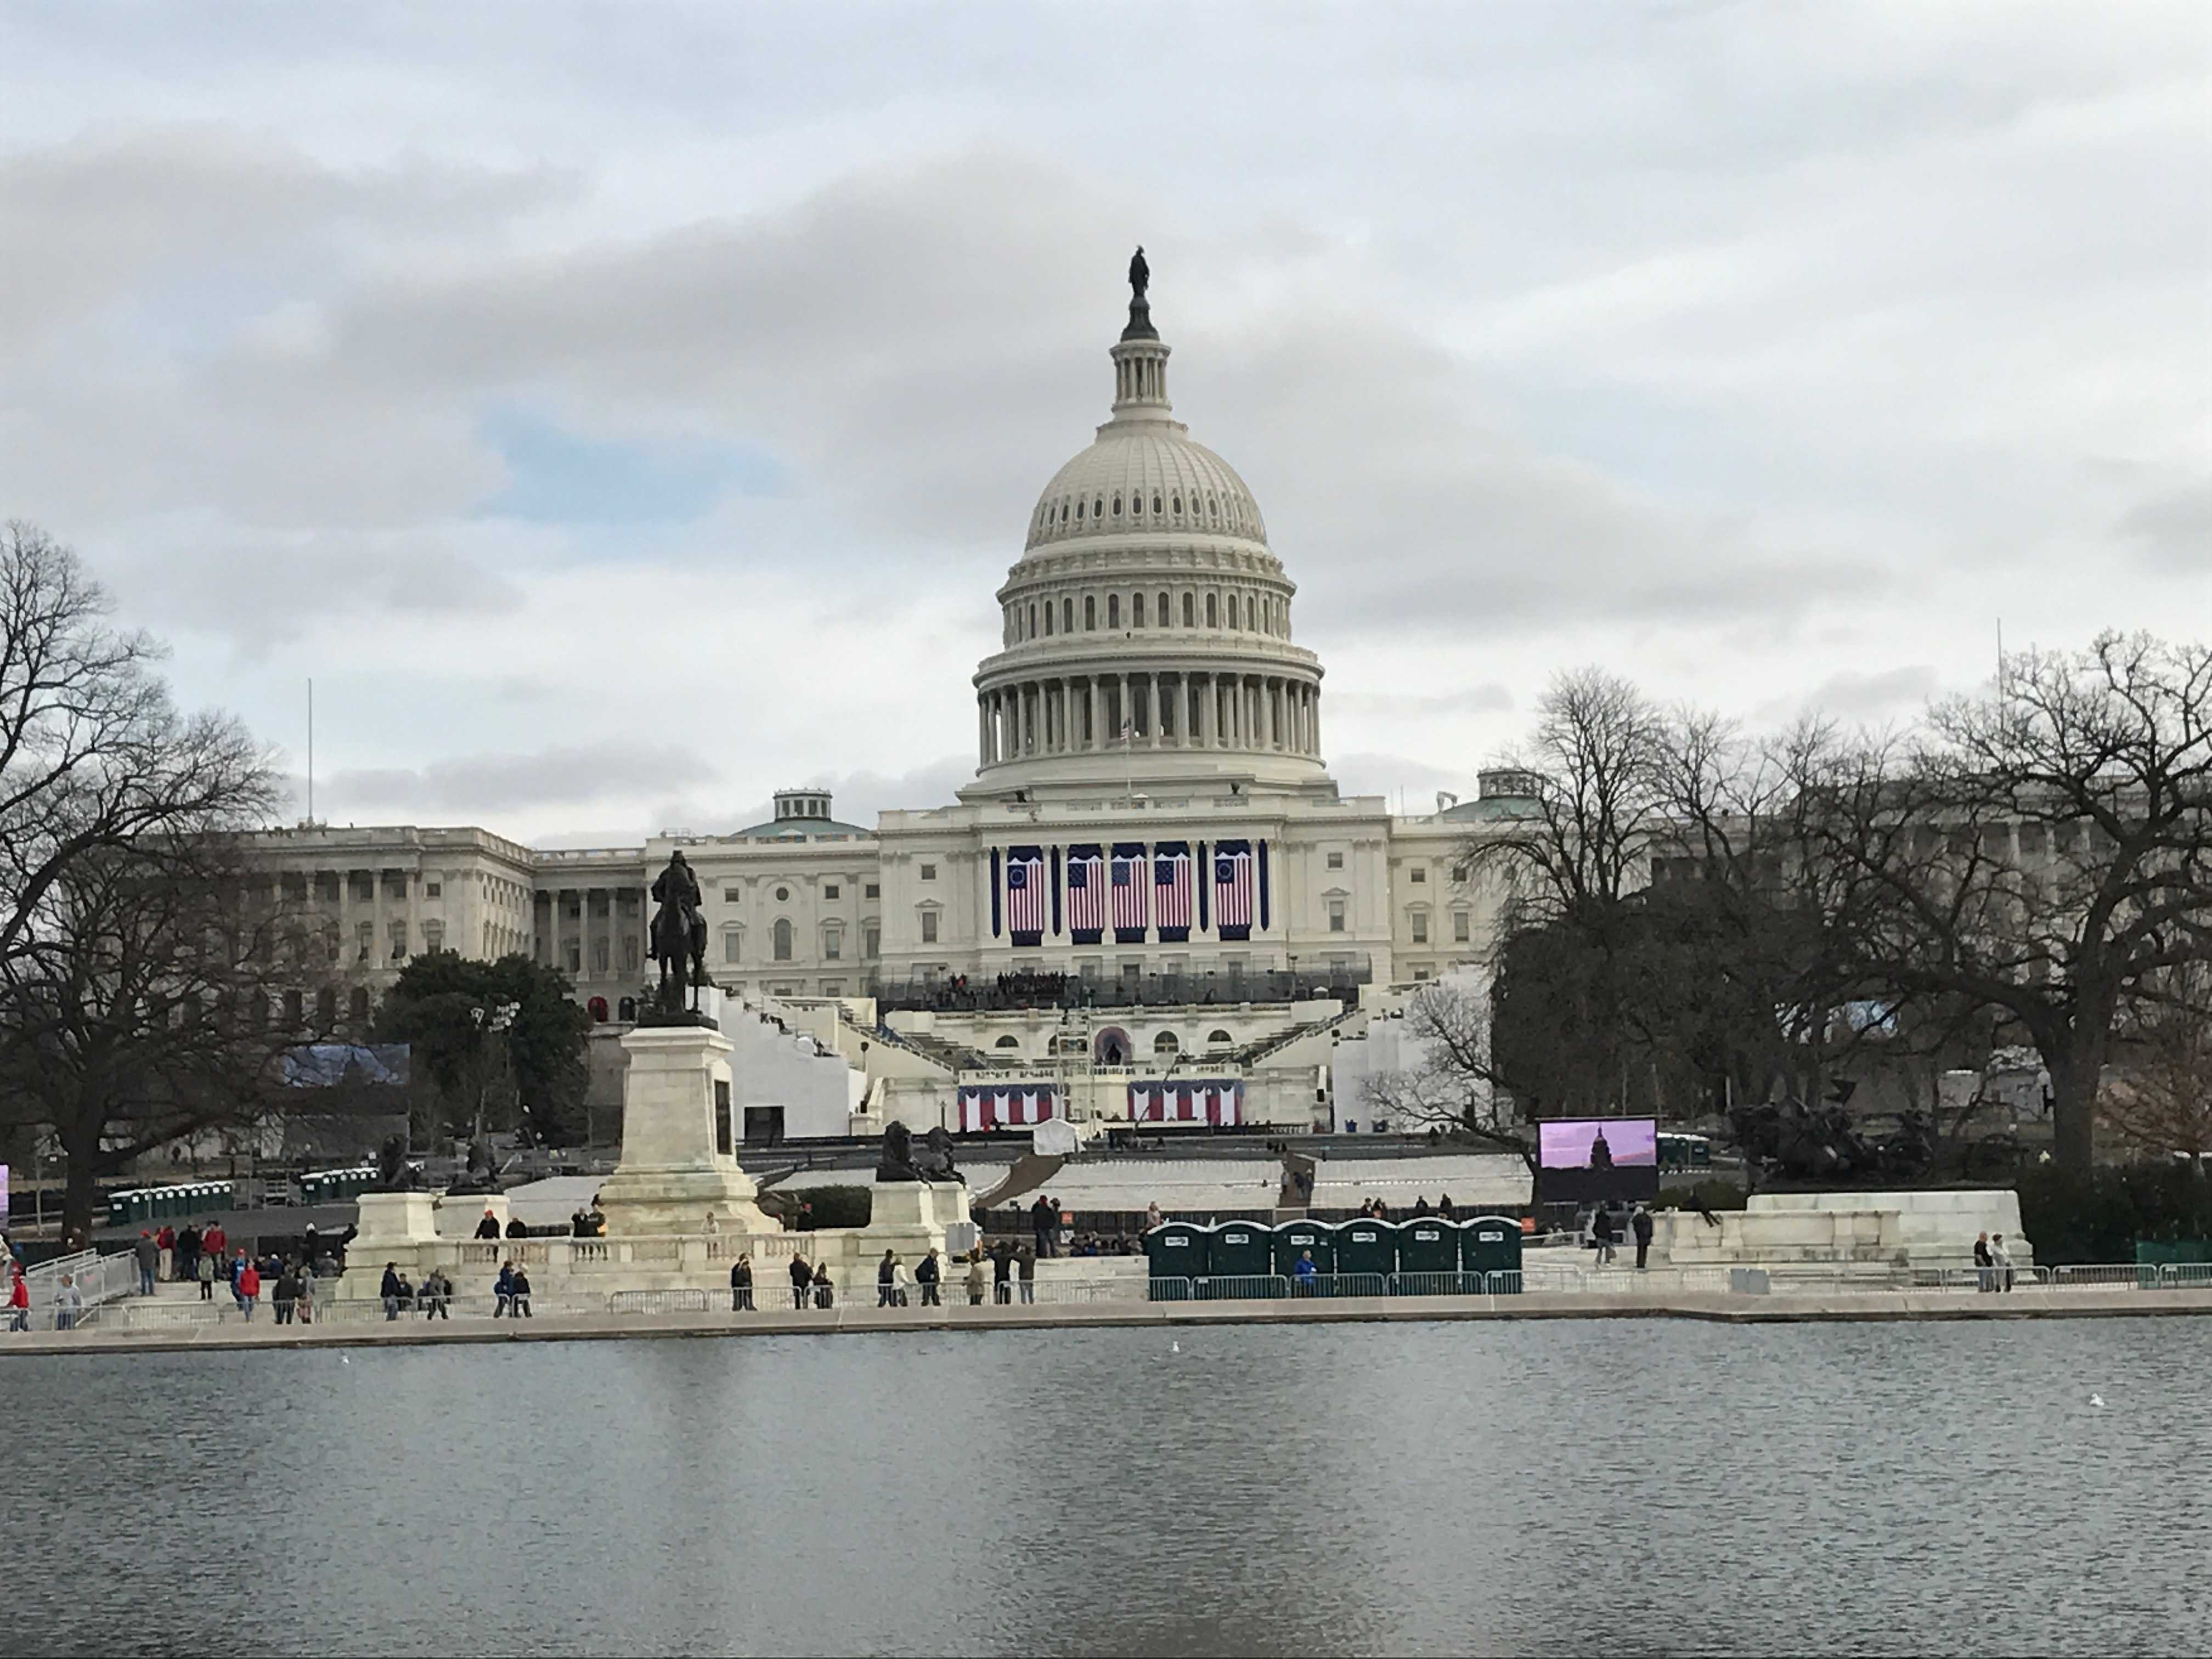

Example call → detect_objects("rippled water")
8 1318 2207 1656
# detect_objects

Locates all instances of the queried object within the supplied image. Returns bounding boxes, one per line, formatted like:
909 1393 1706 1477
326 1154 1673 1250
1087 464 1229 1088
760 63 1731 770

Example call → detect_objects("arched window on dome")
1227 592 1240 630
1183 591 1195 627
1208 494 1219 520
1027 603 1036 638
1108 594 1120 628
1172 493 1183 516
1206 591 1218 628
1043 603 1053 636
1062 597 1074 633
1076 499 1085 521
1085 595 1096 631
1132 592 1145 627
1111 494 1121 517
1157 590 1169 627
1246 594 1256 630
1152 493 1162 515
1060 501 1069 523
1093 497 1104 520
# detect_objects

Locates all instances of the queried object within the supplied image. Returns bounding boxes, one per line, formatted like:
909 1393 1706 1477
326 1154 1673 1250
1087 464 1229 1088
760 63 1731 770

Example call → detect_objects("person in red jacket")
236 1261 262 1321
156 1224 177 1281
6 1267 27 1331
203 1223 228 1262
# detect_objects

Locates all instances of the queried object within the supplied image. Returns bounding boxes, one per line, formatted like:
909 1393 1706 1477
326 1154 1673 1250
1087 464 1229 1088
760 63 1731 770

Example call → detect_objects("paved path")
6 1285 2211 1357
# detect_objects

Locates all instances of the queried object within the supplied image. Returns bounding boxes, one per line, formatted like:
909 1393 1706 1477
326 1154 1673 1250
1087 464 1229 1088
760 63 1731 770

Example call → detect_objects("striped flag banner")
958 1085 1061 1132
1153 840 1193 942
1005 845 1046 945
1110 842 1148 941
1066 844 1106 944
1128 1079 1243 1126
1212 839 1255 941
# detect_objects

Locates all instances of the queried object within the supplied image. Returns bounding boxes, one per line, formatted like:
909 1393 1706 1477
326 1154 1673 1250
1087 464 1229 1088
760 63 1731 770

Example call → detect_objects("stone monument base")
599 1019 770 1237
859 1181 973 1264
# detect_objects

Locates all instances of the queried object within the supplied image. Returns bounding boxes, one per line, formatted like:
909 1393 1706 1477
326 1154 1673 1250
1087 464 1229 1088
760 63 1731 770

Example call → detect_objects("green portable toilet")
1335 1219 1398 1293
1394 1217 1469 1294
1273 1218 1338 1281
1204 1221 1277 1295
106 1190 133 1228
1144 1221 1209 1296
1460 1215 1524 1293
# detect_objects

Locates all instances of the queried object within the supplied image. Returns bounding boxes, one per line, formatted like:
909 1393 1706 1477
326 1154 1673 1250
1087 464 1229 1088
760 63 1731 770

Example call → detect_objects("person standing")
1632 1205 1655 1272
730 1254 754 1312
54 1273 83 1331
134 1231 160 1298
917 1248 943 1307
475 1210 501 1242
156 1223 176 1283
196 1249 216 1301
1016 1243 1036 1305
176 1222 200 1284
1591 1207 1617 1267
493 1262 515 1318
7 1265 29 1331
236 1260 261 1321
964 1251 988 1306
509 1266 533 1317
1973 1232 1994 1293
421 1269 451 1319
1991 1233 2015 1293
992 1243 1013 1305
811 1261 834 1308
295 1262 315 1325
202 1222 227 1267
891 1254 912 1307
381 1262 405 1321
789 1252 812 1311
272 1266 296 1325
1144 1201 1164 1232
877 1250 899 1308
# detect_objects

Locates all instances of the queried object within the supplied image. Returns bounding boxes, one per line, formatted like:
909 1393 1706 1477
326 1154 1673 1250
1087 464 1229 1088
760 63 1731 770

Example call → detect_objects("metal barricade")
1301 1272 1389 1298
2053 1263 2157 1289
1383 1271 1484 1297
2160 1262 2212 1289
1485 1269 1523 1295
607 1287 709 1315
1147 1277 1194 1302
1197 1274 1290 1301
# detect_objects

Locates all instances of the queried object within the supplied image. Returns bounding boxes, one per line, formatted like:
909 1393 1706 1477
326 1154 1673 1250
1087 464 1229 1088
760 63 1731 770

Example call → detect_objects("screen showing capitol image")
1537 1119 1661 1205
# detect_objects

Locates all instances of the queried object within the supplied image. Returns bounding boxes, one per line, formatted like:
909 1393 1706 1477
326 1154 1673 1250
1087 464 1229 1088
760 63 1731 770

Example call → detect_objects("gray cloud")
1329 752 1480 809
1331 684 1515 718
2116 482 2212 571
1754 663 1944 727
292 741 713 821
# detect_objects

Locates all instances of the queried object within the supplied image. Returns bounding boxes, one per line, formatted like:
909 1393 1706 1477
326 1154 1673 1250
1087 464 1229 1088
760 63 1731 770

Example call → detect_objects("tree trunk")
2048 1031 2104 1172
60 1128 102 1251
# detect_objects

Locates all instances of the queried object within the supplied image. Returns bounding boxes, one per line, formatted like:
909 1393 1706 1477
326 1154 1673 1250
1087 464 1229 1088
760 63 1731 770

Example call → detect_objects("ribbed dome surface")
1024 431 1267 553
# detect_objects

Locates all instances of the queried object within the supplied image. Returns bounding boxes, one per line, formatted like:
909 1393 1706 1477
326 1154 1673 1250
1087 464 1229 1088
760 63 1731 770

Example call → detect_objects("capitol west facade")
250 278 1534 1127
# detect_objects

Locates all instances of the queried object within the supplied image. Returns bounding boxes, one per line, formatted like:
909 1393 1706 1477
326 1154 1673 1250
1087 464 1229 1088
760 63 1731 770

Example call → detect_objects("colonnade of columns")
978 672 1321 765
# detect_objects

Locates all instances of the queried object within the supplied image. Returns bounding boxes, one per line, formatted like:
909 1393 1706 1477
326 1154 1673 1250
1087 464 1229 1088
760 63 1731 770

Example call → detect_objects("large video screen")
1537 1118 1660 1205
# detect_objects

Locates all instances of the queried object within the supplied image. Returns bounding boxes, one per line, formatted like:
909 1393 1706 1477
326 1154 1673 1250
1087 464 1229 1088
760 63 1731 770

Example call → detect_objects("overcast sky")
3 2 2206 845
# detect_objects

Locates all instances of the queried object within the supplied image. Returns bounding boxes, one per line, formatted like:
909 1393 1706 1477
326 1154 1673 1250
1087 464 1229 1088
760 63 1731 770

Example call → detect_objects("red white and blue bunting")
1127 1078 1244 1126
957 1084 1061 1132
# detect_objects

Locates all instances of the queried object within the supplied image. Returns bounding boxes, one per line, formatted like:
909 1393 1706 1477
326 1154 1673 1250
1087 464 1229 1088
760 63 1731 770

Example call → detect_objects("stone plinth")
354 1191 440 1249
598 1022 770 1237
859 1181 972 1263
436 1192 511 1238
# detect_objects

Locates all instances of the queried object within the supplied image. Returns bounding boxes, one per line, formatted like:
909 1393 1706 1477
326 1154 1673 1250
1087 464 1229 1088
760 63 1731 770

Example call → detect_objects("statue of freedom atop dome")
1122 246 1157 341
1128 245 1149 300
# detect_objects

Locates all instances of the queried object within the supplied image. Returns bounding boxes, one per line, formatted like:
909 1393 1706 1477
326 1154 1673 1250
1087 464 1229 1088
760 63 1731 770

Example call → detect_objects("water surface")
9 1318 2205 1656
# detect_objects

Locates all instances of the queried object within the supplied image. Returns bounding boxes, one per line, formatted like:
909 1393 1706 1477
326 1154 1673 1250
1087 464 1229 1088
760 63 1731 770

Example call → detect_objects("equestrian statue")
647 848 712 1020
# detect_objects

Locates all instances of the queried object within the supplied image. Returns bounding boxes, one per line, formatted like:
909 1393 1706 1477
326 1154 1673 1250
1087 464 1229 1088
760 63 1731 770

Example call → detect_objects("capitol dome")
967 256 1330 800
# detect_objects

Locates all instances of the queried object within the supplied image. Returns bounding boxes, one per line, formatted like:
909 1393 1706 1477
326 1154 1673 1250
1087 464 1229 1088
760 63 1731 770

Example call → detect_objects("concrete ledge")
5 1286 2210 1358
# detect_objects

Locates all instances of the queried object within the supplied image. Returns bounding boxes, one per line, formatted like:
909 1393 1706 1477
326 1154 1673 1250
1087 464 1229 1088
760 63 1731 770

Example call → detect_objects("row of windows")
1004 586 1287 645
720 881 882 903
1032 484 1256 538
724 919 884 963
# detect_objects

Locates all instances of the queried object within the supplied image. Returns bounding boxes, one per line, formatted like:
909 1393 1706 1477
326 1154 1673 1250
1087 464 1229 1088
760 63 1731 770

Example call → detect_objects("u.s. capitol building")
250 271 1534 1134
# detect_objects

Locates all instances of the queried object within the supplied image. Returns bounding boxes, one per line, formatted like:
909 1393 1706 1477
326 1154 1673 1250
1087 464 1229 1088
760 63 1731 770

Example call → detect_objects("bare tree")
2098 966 2212 1160
1362 978 1538 1169
1802 632 2211 1169
0 522 286 1240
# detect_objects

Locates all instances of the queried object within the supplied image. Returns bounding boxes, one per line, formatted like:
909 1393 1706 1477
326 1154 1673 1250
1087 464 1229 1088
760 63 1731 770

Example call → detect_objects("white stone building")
245 278 1538 1132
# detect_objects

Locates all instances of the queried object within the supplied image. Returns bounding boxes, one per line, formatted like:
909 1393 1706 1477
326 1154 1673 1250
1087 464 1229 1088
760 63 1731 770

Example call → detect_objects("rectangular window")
390 919 408 959
824 884 840 900
1410 867 1426 884
356 921 374 960
724 932 742 964
1410 913 1428 944
1413 967 1432 982
865 883 881 899
920 911 938 944
349 872 374 902
565 943 580 973
318 872 342 903
1328 900 1346 933
825 932 842 961
383 874 408 900
425 881 442 899
1327 852 1344 870
820 981 844 997
424 921 444 953
865 925 880 958
725 886 742 901
1453 911 1470 943
920 864 936 882
592 936 610 973
620 935 639 970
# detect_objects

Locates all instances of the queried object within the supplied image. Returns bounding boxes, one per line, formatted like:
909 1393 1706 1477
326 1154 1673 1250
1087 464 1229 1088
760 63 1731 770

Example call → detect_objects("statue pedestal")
598 1022 768 1236
861 1181 972 1263
354 1190 440 1249
436 1192 512 1238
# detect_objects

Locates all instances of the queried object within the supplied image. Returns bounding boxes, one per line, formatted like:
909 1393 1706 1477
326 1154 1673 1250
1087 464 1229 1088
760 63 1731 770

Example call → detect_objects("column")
979 697 991 765
1199 673 1215 747
1087 679 1102 751
1144 673 1159 744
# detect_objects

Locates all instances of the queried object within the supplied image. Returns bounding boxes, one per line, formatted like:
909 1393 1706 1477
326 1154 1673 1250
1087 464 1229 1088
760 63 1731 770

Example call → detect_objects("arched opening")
1207 1028 1234 1049
348 986 370 1025
588 996 609 1023
618 996 637 1022
1152 1031 1181 1056
1094 1026 1132 1065
772 918 793 961
994 1035 1021 1049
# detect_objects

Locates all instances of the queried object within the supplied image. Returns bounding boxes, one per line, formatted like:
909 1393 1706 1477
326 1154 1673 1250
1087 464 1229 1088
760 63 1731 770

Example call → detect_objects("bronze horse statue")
648 849 710 1017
